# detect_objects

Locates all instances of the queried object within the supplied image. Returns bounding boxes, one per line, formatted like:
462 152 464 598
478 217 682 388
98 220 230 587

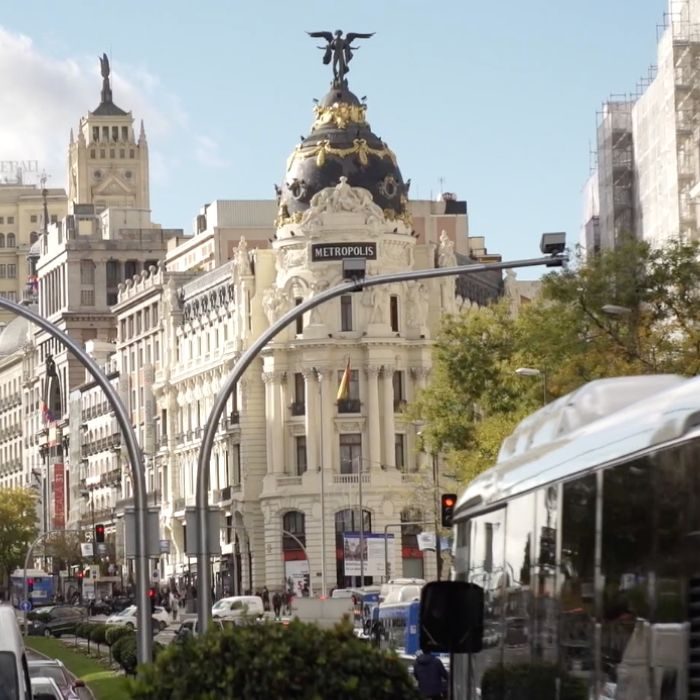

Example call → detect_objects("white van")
0 606 32 700
211 595 264 619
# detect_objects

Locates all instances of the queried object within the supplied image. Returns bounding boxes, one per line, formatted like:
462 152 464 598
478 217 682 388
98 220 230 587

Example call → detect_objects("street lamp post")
515 367 547 405
431 451 442 581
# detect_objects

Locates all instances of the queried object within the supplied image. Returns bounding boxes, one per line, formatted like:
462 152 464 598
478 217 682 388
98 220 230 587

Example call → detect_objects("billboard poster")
284 559 310 596
53 463 65 529
342 533 395 577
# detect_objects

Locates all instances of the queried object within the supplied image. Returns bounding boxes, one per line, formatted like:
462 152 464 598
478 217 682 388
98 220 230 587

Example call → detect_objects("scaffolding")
596 99 635 249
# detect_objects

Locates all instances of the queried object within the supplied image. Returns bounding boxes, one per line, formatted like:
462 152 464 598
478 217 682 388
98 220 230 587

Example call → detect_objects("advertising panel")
52 462 65 529
342 532 395 577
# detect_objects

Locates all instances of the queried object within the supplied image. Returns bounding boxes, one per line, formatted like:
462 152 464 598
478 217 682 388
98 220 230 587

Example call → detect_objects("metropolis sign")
311 242 377 262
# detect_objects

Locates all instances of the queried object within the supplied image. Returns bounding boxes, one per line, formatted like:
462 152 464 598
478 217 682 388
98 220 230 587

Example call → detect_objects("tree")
130 619 420 699
43 531 81 573
412 239 700 484
0 488 38 596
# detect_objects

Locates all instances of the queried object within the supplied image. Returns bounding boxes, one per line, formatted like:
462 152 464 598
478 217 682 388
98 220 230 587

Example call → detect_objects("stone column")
262 372 274 476
320 369 334 471
365 366 381 471
303 369 319 471
381 366 396 469
271 372 285 473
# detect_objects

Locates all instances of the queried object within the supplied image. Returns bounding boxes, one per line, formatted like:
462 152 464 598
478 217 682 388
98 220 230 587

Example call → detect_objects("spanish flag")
337 359 351 401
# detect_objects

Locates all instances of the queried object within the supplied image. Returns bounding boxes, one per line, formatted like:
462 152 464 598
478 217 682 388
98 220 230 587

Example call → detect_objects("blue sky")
0 0 663 277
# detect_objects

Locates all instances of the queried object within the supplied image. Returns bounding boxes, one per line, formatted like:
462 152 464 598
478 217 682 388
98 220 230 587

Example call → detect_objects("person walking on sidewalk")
413 651 448 700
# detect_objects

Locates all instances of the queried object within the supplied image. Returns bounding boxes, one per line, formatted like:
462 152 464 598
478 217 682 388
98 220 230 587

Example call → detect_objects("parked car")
27 659 85 700
27 606 85 638
29 676 64 700
105 604 170 631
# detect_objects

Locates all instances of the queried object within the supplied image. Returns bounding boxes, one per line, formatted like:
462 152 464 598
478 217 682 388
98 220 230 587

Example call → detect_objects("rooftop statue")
307 30 374 85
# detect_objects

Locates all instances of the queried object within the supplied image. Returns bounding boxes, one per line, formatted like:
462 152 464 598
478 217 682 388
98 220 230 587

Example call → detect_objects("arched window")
282 511 306 550
401 507 425 579
335 508 372 588
6 233 15 247
29 231 38 244
0 234 6 248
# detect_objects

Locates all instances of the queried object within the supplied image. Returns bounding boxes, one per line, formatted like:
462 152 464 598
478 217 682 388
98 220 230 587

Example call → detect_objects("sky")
0 0 665 278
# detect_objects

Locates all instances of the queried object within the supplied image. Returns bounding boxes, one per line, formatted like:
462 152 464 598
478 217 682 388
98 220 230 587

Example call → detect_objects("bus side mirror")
419 581 484 654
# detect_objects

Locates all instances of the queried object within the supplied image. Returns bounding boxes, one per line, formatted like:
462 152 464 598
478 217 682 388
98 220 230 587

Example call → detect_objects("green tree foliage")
413 239 700 483
130 619 420 700
0 488 38 592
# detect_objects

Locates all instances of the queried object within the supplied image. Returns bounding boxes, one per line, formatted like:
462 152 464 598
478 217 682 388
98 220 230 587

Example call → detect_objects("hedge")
130 619 420 699
105 625 132 647
112 634 138 676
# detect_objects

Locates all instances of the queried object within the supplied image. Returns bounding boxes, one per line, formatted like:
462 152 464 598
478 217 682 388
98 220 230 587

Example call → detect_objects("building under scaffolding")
587 0 700 250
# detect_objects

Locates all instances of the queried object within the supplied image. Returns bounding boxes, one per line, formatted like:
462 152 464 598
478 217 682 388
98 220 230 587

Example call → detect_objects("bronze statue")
99 53 110 79
307 30 374 84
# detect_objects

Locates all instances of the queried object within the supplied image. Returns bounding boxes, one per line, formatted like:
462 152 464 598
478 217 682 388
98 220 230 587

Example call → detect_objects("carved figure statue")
407 282 429 328
236 236 252 276
302 177 384 229
99 53 110 79
307 30 375 85
262 287 287 325
308 278 330 324
363 285 388 324
437 230 457 268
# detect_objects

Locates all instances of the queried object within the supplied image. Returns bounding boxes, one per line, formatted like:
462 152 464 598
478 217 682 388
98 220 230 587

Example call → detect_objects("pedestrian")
272 591 282 620
413 650 448 700
262 586 270 612
169 590 179 622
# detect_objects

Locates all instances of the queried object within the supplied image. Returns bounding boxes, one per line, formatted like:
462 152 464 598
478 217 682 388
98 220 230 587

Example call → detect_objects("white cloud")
194 135 230 169
0 27 221 189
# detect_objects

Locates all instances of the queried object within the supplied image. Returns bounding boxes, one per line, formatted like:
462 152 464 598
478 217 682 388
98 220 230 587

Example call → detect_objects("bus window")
503 494 534 666
560 475 596 690
533 485 558 664
601 459 653 697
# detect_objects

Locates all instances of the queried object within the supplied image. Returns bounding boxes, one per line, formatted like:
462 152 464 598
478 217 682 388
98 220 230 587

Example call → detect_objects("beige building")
0 184 66 319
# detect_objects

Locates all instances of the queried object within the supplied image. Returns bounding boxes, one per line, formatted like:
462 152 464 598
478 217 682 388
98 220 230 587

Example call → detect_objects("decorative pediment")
93 175 133 197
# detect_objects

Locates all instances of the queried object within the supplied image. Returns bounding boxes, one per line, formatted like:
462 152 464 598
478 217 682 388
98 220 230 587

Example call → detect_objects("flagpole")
316 369 327 598
358 455 364 587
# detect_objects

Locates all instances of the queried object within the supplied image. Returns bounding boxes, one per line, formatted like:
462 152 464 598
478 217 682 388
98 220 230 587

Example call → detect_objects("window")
401 507 424 579
0 265 6 278
122 126 129 140
560 475 596 684
291 373 305 415
93 126 100 142
6 265 16 279
30 214 37 223
124 260 138 279
29 231 38 244
295 297 303 334
335 508 372 587
6 233 14 248
6 217 13 225
80 261 95 285
340 294 352 331
282 511 306 550
0 234 5 248
81 290 95 306
390 295 399 332
232 444 241 485
295 436 307 475
337 369 360 413
392 371 405 411
112 126 119 141
394 434 406 469
50 215 57 224
339 433 362 473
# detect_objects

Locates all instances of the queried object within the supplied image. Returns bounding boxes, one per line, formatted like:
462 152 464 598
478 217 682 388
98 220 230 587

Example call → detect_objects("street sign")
80 542 93 557
20 599 32 612
159 539 170 554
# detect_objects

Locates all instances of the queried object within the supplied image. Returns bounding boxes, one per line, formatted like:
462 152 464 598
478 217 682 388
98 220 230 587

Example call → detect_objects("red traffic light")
26 578 34 586
440 493 458 527
76 571 83 579
148 587 157 599
95 524 105 543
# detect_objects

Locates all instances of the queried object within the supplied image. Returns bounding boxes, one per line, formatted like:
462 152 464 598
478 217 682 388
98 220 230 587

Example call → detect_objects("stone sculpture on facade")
437 230 457 268
262 287 288 325
300 177 385 230
236 236 253 276
406 281 429 329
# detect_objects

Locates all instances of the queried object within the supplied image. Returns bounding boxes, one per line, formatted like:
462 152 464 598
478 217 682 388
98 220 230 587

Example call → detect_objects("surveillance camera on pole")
540 232 567 266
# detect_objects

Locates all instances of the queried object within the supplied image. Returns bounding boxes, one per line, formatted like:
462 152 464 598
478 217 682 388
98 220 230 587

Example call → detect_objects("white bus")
446 374 700 700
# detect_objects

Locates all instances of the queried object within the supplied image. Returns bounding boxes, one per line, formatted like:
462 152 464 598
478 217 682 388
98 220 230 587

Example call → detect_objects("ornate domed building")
276 81 411 229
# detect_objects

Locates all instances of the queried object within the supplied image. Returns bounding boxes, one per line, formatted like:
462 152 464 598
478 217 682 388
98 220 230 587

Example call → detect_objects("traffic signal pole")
195 252 568 634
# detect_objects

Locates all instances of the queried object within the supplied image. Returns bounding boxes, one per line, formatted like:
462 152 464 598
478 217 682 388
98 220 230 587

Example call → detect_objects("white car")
30 676 64 700
211 595 264 619
105 604 170 631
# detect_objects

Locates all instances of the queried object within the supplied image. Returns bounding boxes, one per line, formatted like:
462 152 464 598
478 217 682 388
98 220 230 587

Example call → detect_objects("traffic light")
76 570 83 580
95 523 105 543
148 586 157 614
441 493 458 528
27 578 34 593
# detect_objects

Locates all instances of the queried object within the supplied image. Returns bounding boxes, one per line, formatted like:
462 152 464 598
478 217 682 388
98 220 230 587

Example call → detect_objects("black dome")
276 83 409 226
